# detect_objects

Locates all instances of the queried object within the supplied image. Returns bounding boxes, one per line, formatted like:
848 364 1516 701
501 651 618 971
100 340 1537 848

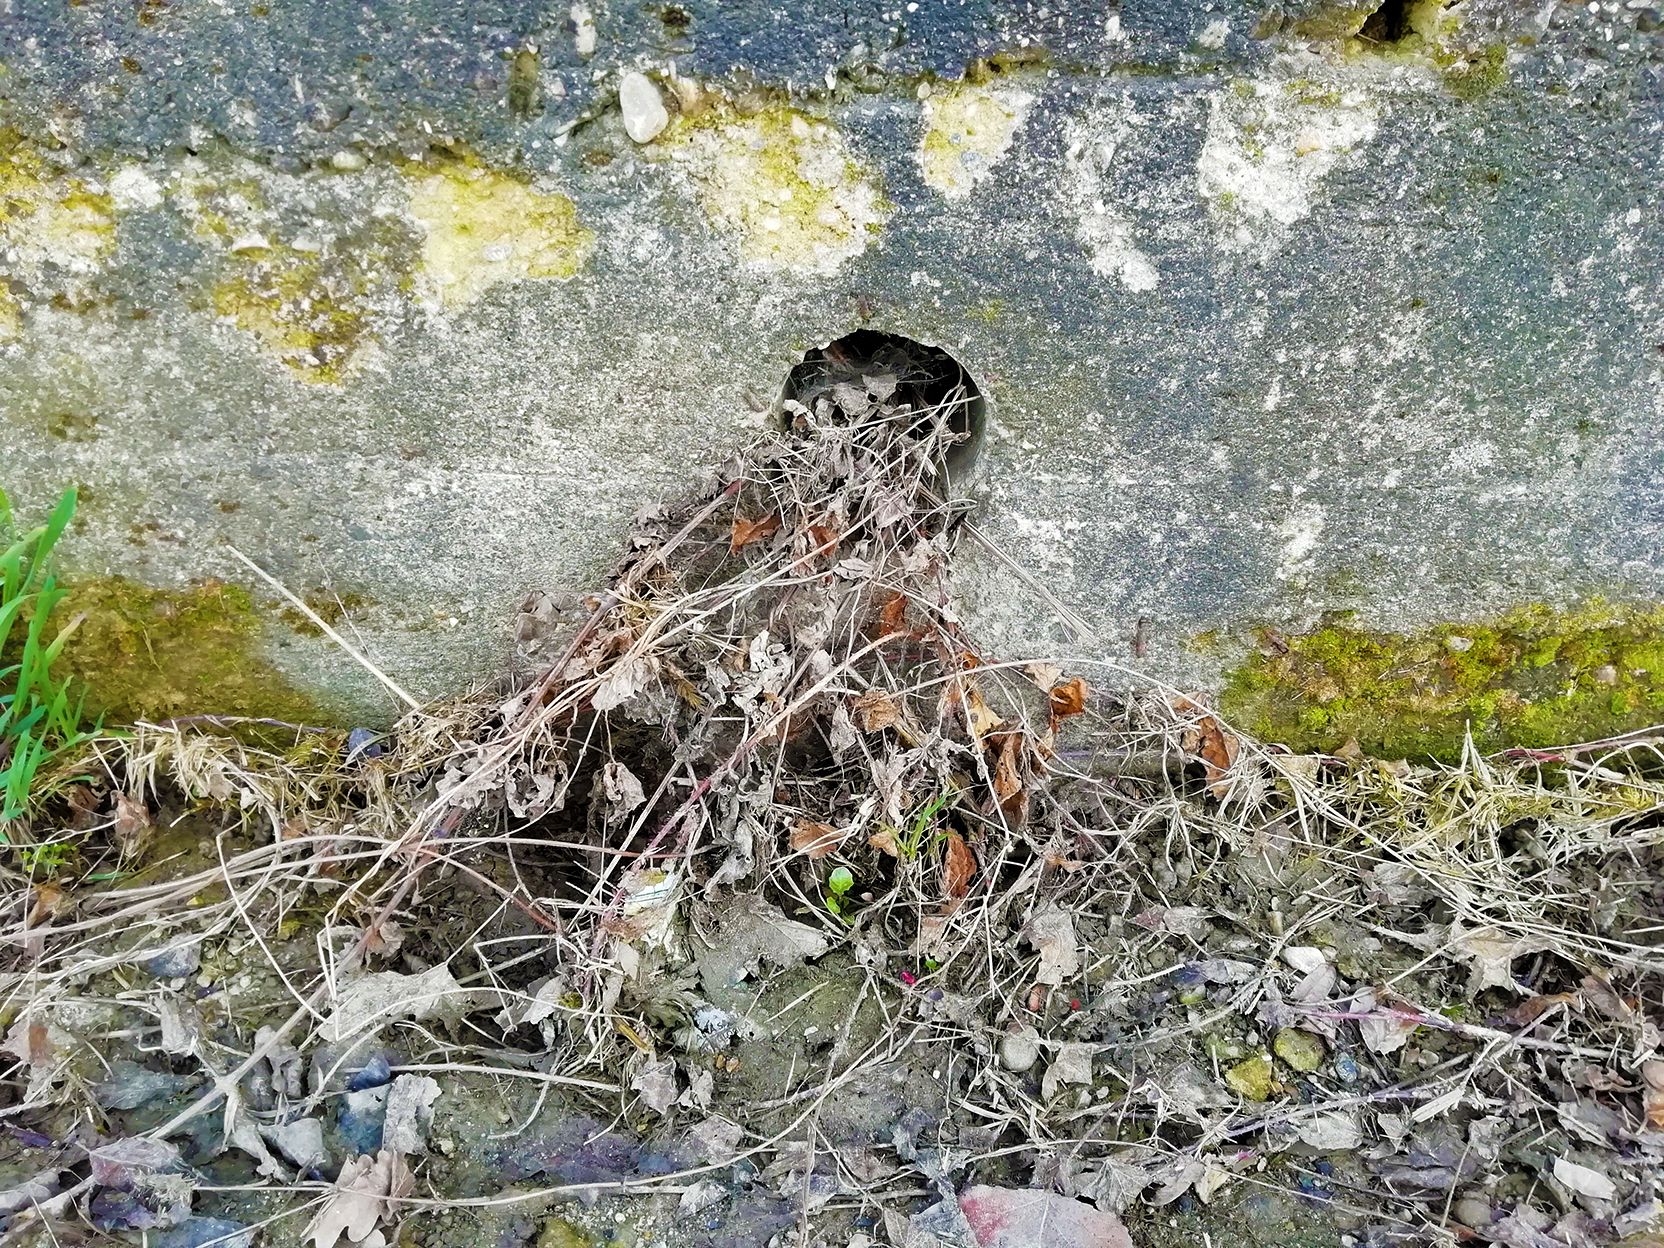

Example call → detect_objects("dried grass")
2 341 1663 1243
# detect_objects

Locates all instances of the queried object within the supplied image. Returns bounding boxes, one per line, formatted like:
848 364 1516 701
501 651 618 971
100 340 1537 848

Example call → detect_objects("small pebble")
1454 1196 1494 1228
1225 1054 1274 1101
330 150 367 171
619 72 669 143
1273 1027 1326 1073
999 1024 1041 1073
144 938 201 979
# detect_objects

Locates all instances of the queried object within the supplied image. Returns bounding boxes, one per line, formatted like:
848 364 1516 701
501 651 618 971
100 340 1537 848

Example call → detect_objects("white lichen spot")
1197 18 1231 50
619 72 669 144
108 166 164 211
1196 75 1378 251
406 165 595 309
667 107 885 275
1057 112 1159 291
571 4 597 58
1274 504 1325 586
1445 440 1497 477
917 81 1032 199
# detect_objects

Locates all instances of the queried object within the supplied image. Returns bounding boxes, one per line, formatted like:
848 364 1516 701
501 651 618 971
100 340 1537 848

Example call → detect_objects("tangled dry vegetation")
3 337 1664 1248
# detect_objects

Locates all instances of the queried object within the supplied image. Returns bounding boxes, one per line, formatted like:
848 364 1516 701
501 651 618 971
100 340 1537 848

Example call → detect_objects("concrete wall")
2 0 1661 746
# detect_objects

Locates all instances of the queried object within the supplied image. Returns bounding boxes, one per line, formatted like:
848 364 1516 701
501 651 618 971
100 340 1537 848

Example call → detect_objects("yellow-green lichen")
0 128 117 339
917 79 1032 200
1288 1 1504 98
179 163 420 383
1220 601 1664 760
33 577 331 725
405 161 594 309
1439 44 1508 100
665 102 887 275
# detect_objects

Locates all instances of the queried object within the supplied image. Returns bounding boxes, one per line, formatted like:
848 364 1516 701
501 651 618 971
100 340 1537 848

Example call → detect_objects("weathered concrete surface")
2 0 1662 735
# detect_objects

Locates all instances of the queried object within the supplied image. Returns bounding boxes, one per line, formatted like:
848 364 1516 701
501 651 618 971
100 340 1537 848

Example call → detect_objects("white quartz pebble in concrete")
620 72 669 143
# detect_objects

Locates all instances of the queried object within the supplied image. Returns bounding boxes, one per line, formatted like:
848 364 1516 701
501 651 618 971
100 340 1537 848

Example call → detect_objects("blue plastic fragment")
347 1053 391 1090
338 1086 388 1154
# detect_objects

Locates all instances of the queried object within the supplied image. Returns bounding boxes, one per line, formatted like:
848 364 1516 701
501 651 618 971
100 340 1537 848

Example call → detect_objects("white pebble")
999 1025 1041 1073
620 72 669 143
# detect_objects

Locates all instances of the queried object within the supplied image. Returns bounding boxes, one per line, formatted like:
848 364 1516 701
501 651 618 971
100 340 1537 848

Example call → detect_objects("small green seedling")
824 865 855 921
889 788 958 861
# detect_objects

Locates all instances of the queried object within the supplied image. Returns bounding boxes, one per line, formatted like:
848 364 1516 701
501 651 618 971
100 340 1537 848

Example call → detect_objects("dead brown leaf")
806 523 840 559
942 832 975 899
876 591 909 639
1502 993 1576 1027
988 731 1028 822
1642 1061 1664 1131
990 733 1023 803
729 513 780 554
963 682 1001 742
26 883 69 927
868 826 901 858
789 820 844 860
1047 676 1088 724
305 1150 414 1248
853 689 900 732
1579 973 1635 1022
1170 696 1240 799
65 784 100 831
113 792 152 858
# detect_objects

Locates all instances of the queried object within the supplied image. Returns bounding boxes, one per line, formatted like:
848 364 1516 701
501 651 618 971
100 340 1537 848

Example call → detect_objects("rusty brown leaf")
729 513 780 554
1198 720 1240 798
869 826 902 858
942 832 975 899
790 820 844 859
806 523 840 558
1501 992 1576 1027
1047 676 1088 723
1170 696 1240 799
26 883 69 928
876 591 909 639
853 689 900 733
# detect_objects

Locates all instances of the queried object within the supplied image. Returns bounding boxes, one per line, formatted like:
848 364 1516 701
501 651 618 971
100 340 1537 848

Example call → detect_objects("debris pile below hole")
6 337 1664 1248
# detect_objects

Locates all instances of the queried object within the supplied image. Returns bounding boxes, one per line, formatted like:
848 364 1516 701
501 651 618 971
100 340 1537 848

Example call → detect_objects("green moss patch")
1220 601 1664 759
46 576 332 725
276 587 374 637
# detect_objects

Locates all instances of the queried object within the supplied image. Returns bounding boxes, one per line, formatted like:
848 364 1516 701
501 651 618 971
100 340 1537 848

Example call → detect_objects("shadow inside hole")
776 330 985 489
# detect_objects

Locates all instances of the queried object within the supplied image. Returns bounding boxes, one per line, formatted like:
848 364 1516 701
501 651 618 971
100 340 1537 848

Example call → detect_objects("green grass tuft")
0 486 100 834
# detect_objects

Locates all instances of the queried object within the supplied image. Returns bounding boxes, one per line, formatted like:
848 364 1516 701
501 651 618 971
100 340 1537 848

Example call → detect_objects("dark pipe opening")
776 330 985 488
